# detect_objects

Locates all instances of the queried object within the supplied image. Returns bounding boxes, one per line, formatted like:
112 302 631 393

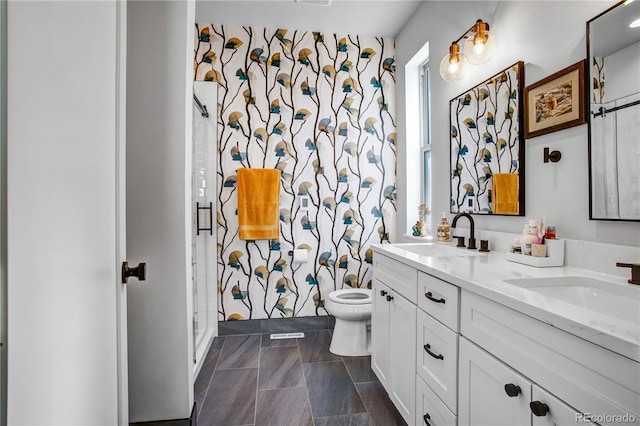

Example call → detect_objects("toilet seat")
328 288 372 305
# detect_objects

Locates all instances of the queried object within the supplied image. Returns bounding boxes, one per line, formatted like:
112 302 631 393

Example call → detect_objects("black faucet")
451 212 476 250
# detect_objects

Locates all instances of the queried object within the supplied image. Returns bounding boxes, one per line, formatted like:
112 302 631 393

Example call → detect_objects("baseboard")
219 315 334 335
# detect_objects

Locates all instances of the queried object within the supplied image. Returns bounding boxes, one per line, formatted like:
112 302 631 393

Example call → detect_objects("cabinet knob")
423 413 432 426
380 290 388 296
504 383 521 397
530 400 550 417
386 294 394 302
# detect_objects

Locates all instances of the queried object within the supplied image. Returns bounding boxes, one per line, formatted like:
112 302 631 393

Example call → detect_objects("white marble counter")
372 242 640 362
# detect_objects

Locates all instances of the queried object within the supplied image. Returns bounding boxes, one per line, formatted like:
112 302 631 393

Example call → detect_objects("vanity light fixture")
439 19 497 81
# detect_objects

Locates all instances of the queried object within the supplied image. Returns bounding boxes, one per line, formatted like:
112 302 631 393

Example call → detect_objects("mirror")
587 0 640 221
449 62 525 216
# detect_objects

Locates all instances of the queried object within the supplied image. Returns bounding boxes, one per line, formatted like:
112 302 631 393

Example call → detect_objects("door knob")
122 261 147 284
386 294 393 302
380 290 388 296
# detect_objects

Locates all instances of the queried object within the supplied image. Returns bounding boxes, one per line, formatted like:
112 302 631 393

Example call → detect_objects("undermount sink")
394 243 485 257
504 276 639 324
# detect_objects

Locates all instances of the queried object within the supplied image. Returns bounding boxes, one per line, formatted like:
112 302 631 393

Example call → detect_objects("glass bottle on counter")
436 212 452 243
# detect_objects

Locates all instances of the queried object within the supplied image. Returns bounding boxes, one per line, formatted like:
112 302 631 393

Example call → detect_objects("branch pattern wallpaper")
194 24 397 320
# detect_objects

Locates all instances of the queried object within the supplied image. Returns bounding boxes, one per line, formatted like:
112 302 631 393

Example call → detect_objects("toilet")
325 288 372 356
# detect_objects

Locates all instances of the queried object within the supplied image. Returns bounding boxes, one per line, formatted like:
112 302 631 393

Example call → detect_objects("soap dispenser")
437 213 452 243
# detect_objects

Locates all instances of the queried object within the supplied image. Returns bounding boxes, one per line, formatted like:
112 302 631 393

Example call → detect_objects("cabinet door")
389 290 417 424
459 338 531 426
371 279 391 389
531 385 596 426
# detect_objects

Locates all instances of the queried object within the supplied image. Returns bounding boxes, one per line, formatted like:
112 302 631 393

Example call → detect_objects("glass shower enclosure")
191 82 218 376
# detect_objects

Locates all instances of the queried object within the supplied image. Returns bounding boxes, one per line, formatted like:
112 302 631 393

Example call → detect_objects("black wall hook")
543 147 561 163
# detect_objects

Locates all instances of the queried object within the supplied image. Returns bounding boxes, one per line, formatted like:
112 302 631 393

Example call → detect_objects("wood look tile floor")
194 330 407 426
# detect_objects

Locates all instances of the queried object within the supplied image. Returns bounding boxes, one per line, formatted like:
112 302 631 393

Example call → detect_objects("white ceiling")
195 0 425 38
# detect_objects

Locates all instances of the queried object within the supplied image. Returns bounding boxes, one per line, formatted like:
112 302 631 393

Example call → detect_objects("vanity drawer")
417 271 460 331
416 308 458 413
373 253 417 303
416 375 457 426
461 290 640 426
416 309 458 413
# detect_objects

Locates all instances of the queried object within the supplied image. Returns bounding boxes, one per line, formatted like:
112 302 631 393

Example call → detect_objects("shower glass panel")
191 82 217 375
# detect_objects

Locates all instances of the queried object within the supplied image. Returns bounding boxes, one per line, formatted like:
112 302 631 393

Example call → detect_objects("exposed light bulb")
439 42 468 81
463 20 496 65
473 40 486 56
448 60 460 74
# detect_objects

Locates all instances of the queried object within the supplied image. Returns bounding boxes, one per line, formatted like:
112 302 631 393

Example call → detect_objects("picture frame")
450 61 525 216
524 60 586 139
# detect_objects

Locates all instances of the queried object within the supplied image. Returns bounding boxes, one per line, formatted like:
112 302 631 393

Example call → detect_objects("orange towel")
493 173 519 215
237 168 281 240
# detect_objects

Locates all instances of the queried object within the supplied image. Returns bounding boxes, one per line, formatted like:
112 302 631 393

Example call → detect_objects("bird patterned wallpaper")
194 24 397 320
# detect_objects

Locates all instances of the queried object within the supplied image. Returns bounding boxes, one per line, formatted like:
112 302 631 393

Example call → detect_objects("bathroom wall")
194 24 397 320
396 1 640 247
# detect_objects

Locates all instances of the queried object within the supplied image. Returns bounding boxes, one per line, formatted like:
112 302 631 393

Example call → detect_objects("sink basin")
504 276 639 324
393 243 485 257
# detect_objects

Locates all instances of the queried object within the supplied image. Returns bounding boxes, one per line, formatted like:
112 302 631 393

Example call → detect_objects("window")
419 62 432 210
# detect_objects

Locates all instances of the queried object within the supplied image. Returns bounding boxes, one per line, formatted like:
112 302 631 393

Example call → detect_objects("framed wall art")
524 60 586 139
450 61 525 216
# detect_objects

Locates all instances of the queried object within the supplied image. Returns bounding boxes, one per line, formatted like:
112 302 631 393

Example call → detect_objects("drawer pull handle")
423 343 444 360
504 383 521 397
386 295 394 302
425 292 446 304
530 401 550 417
423 413 432 426
380 290 387 296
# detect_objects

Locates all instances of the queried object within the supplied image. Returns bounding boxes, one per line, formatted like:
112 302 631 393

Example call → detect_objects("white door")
6 1 128 424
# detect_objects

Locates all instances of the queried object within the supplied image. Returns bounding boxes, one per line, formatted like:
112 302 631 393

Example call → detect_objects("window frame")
419 62 432 209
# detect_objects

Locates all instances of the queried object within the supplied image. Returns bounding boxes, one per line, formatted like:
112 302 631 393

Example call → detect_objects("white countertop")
372 242 640 362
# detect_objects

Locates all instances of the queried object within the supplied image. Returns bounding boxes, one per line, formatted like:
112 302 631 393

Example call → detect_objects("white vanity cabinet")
461 290 639 426
371 246 639 426
372 254 417 424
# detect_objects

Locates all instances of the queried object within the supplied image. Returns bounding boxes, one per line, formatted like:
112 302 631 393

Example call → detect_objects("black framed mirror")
587 0 640 221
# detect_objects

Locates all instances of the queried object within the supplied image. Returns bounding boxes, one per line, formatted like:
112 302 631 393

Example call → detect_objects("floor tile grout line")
253 334 263 426
297 334 317 426
342 356 372 423
197 335 225 418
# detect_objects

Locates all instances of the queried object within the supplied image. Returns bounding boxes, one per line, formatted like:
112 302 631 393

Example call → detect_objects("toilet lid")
328 289 372 305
